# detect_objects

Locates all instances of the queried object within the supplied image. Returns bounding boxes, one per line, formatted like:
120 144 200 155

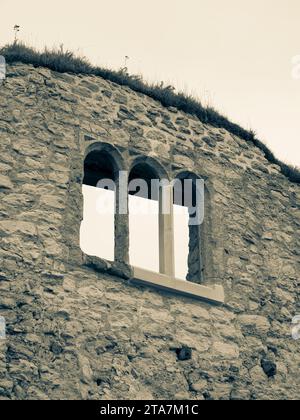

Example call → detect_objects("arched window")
173 173 205 283
128 162 160 272
127 161 205 284
80 149 117 262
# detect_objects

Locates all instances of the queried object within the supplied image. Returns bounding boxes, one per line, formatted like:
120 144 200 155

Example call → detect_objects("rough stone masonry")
0 63 299 400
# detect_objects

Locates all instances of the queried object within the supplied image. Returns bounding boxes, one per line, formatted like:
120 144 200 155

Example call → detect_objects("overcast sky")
1 0 300 166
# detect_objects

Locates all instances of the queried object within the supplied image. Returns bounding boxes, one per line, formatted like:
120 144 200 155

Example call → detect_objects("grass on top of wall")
1 42 299 184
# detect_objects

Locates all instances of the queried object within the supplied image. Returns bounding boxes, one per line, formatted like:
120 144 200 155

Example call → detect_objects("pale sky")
80 186 190 279
1 0 300 166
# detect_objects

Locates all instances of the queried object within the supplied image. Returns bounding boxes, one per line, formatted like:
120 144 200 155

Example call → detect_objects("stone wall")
0 63 299 400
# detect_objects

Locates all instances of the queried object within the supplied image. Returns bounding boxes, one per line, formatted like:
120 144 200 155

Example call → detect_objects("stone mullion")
159 185 175 278
114 171 129 264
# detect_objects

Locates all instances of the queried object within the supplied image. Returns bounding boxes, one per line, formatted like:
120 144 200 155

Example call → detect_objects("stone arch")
129 155 170 183
84 142 127 176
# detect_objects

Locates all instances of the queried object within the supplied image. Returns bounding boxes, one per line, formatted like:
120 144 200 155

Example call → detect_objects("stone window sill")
131 267 224 305
84 255 224 305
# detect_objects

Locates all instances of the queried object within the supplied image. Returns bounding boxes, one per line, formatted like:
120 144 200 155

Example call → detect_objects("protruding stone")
0 174 13 190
